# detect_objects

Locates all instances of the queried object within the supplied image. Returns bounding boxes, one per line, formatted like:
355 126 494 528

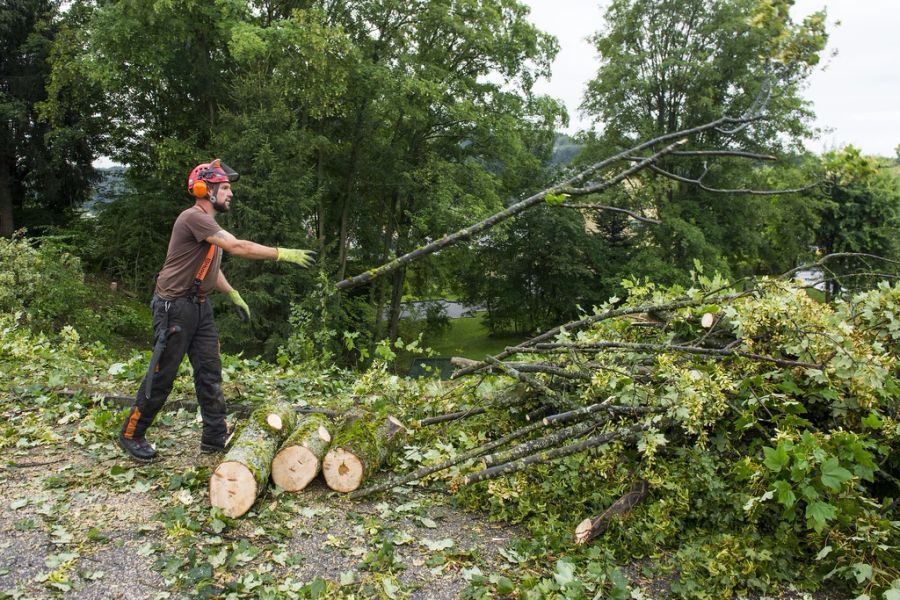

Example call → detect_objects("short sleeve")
182 209 223 243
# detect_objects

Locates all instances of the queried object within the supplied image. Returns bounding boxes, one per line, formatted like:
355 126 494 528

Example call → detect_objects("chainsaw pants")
121 295 227 446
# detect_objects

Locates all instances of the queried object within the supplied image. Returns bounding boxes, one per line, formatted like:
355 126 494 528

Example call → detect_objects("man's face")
213 182 233 213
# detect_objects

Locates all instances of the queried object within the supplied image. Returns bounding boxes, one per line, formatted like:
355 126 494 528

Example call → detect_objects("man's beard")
212 198 230 213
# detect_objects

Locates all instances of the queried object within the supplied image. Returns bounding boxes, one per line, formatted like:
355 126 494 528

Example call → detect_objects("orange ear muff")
192 180 208 198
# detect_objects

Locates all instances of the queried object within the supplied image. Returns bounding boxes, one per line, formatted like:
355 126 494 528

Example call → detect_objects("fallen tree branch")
532 341 823 370
575 480 651 544
336 115 760 292
461 420 656 486
349 419 547 499
416 407 486 427
452 293 744 379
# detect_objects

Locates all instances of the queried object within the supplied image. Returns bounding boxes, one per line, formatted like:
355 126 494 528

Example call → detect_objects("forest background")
1 0 898 360
2 1 900 598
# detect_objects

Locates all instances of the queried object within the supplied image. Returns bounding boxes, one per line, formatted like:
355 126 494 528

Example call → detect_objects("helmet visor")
209 159 240 183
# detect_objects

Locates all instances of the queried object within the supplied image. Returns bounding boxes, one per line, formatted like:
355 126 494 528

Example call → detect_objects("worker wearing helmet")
117 159 315 462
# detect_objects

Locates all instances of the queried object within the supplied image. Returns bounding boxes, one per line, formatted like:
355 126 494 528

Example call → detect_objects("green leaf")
820 458 852 491
852 562 873 584
422 538 454 552
554 559 576 587
815 545 832 560
805 500 837 533
494 575 514 595
543 192 569 206
381 576 399 599
773 480 796 508
763 444 790 472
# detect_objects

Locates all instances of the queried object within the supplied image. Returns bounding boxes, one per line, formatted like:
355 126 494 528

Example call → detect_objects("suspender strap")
193 243 218 298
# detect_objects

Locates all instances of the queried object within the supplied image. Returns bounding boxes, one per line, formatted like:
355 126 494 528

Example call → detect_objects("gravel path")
0 414 525 599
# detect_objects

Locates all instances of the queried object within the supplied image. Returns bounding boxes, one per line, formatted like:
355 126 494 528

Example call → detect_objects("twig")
417 408 486 427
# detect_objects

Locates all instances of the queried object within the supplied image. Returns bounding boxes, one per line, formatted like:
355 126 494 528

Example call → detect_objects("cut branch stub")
323 413 406 493
271 413 333 493
209 401 296 518
575 480 650 545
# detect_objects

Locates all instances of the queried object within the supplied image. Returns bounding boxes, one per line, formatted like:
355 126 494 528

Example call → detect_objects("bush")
0 235 150 349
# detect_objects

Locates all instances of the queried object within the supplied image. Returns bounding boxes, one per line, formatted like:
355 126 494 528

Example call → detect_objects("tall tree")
0 0 97 237
578 0 828 284
815 146 900 296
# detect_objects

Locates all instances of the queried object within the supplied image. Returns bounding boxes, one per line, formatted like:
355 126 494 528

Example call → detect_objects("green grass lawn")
422 314 523 360
396 312 523 373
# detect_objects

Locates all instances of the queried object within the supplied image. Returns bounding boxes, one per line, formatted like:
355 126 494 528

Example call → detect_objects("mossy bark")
271 413 332 492
209 401 295 517
323 412 406 492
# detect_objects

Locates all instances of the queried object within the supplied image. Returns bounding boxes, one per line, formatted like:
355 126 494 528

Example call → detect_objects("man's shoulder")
175 206 220 231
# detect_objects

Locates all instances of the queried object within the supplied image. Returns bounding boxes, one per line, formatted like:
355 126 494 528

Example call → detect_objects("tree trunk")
208 402 297 518
323 412 406 493
337 102 369 281
387 265 406 344
575 480 650 544
271 413 332 492
0 155 14 238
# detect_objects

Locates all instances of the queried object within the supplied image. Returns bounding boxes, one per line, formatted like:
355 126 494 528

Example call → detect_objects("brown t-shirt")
155 206 224 299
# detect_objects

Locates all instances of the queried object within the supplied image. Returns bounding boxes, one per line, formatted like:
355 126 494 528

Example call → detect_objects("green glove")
276 247 316 268
227 289 251 322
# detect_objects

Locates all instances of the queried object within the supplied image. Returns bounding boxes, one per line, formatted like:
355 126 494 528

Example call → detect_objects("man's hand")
227 289 251 322
276 248 316 268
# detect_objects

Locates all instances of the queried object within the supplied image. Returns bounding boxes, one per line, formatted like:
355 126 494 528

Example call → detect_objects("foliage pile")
3 231 899 597
392 274 900 598
0 235 147 349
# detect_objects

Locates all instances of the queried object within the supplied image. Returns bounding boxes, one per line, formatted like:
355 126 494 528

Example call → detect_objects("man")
117 159 314 461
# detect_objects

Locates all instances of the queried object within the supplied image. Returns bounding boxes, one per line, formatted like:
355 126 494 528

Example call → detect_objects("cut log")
575 480 650 544
209 402 297 518
271 414 332 492
323 413 406 493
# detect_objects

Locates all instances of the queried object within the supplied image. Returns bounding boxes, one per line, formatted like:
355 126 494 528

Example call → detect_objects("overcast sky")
522 0 900 157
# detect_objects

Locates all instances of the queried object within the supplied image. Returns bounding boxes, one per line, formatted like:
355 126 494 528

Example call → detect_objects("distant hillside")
83 166 126 215
550 133 584 166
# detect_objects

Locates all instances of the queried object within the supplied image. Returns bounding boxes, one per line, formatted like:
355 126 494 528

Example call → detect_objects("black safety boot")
117 431 158 462
200 425 232 454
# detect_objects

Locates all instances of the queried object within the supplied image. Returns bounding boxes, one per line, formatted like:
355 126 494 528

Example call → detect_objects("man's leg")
120 298 193 459
188 301 228 452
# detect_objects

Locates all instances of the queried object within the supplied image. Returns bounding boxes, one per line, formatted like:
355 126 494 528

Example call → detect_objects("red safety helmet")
187 159 239 198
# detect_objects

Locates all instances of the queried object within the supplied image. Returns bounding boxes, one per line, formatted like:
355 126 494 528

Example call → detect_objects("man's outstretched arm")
207 230 277 260
206 231 315 266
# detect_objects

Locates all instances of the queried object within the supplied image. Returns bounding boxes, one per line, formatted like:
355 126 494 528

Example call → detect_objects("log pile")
271 413 332 492
323 412 406 493
209 402 298 517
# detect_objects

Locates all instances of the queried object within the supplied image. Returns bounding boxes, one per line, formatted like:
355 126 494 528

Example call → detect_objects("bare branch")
558 203 661 225
646 163 822 195
533 341 824 370
336 114 762 291
670 150 777 160
452 293 744 379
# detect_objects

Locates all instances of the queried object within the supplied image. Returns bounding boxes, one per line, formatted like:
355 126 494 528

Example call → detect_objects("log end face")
574 517 593 545
272 446 319 492
266 413 283 431
318 425 332 443
209 461 257 518
322 447 364 493
701 312 715 328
